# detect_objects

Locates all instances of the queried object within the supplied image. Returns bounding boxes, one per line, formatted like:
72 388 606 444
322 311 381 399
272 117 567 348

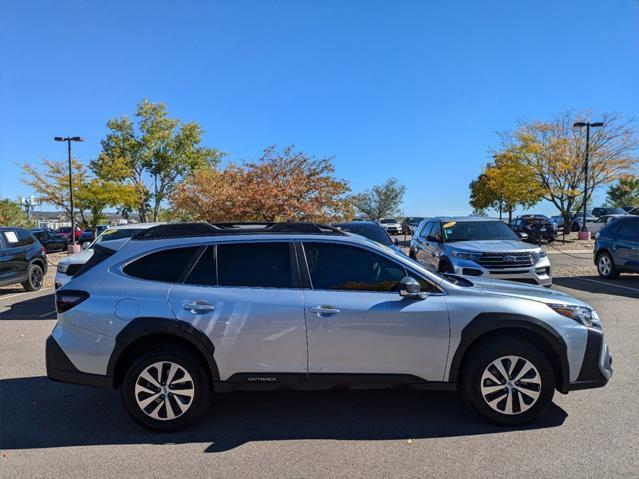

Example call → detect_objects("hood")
59 250 94 265
446 240 539 253
463 276 590 308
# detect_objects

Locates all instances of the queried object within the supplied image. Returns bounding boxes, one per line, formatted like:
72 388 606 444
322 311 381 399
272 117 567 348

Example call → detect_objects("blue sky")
1 0 637 217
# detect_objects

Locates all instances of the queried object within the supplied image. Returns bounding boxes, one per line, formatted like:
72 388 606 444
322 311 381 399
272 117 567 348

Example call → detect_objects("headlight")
57 263 69 273
451 250 482 261
532 250 547 261
548 303 599 327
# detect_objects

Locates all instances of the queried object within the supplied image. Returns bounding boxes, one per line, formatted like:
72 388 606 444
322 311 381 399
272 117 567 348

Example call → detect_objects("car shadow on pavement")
0 293 56 320
553 275 639 299
0 376 567 452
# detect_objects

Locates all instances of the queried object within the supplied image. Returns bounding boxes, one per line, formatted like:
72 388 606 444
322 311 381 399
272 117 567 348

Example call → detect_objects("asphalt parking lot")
1 275 638 478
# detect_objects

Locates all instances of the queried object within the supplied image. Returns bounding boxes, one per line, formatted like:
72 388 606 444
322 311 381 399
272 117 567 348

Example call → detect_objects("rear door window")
123 247 201 283
217 242 295 288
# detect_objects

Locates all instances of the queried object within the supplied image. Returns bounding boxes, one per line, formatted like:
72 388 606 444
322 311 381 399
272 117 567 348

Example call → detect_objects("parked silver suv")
47 222 610 431
410 217 552 286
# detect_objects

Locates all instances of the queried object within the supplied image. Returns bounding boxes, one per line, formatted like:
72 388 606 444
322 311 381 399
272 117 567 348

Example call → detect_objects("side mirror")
399 276 426 300
518 232 528 239
82 241 91 250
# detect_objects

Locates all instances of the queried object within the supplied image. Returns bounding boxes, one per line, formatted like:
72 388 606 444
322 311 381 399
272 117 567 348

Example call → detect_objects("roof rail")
132 222 347 240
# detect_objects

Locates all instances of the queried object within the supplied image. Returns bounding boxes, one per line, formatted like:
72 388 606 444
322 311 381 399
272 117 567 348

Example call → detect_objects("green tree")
21 159 137 229
606 176 639 208
352 178 406 220
504 111 638 227
0 199 33 227
469 150 544 222
92 99 223 222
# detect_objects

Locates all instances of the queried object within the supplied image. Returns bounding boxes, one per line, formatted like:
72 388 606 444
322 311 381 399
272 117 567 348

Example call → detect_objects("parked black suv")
511 215 556 243
32 229 68 253
0 227 47 291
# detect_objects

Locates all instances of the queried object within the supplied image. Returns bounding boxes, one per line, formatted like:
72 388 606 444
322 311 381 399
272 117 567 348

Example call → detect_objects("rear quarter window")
123 247 201 283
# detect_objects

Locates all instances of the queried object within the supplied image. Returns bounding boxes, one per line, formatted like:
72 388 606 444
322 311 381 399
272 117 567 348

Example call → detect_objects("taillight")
56 290 89 313
41 245 46 254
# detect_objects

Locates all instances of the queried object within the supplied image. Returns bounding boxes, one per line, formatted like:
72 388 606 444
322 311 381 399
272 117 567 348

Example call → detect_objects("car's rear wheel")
22 263 44 291
122 346 211 431
460 337 555 426
597 252 618 279
439 261 454 274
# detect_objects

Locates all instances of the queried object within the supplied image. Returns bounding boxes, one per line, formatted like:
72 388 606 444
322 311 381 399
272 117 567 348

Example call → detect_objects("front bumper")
450 257 552 286
567 326 613 391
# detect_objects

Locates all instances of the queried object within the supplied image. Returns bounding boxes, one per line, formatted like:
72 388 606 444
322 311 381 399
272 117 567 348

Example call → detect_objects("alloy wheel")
30 267 43 289
134 361 195 421
598 256 612 276
480 355 541 415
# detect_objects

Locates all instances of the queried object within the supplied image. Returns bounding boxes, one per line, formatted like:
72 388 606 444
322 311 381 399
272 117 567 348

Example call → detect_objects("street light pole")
572 121 603 234
54 136 84 246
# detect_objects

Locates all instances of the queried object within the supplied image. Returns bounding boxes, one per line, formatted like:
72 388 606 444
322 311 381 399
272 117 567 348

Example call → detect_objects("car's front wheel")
597 252 619 279
460 337 555 426
121 346 211 431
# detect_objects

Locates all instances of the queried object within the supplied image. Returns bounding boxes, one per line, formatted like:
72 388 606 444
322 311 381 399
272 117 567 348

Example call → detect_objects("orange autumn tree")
171 146 355 223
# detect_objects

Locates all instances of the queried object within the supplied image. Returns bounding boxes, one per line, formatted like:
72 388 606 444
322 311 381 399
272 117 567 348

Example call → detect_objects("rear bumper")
46 335 114 389
566 327 612 391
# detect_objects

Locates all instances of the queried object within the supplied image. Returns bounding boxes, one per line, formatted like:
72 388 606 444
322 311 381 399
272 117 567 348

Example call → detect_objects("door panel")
301 240 450 381
304 290 449 380
169 285 308 380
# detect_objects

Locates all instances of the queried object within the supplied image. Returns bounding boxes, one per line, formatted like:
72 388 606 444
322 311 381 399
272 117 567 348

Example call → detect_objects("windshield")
380 219 397 224
335 224 392 246
443 221 519 242
92 228 145 246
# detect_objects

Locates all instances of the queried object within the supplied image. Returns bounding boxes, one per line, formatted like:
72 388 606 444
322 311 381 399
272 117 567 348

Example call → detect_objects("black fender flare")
107 317 220 385
448 313 570 393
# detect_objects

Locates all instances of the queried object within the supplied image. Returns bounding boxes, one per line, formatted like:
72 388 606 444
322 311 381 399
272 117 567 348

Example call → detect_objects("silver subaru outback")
47 222 611 431
410 217 552 286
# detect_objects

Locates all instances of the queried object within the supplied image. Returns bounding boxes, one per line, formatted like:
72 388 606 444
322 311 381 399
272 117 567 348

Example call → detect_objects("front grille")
476 252 534 270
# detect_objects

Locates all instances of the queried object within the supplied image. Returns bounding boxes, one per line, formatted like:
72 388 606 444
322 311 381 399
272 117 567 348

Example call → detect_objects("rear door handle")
183 301 215 314
310 305 340 316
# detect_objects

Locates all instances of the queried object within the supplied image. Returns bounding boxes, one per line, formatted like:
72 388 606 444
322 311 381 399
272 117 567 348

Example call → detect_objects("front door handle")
183 301 215 314
310 305 340 316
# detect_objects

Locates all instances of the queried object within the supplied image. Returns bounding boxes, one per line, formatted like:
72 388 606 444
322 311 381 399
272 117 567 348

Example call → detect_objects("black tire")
21 263 44 292
571 222 580 232
596 251 619 279
460 337 555 426
121 346 212 431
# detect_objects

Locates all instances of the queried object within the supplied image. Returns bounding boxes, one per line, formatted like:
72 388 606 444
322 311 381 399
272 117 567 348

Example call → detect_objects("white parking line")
575 277 639 293
0 287 53 301
40 310 57 317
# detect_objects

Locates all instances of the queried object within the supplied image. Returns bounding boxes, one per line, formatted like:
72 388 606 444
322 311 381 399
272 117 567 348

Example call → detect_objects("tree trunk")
508 209 513 224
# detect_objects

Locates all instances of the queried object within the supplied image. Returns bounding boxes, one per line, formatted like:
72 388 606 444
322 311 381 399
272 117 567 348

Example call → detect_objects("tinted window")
420 222 433 239
217 242 294 288
304 242 406 292
429 222 442 241
16 229 35 246
184 246 216 286
334 223 392 246
616 219 639 242
123 247 200 283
